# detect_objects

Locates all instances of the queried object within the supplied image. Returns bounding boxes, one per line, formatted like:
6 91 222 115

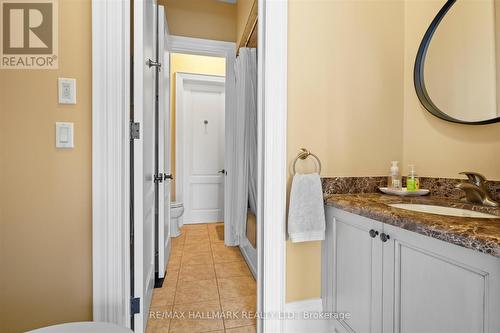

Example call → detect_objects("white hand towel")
288 173 326 242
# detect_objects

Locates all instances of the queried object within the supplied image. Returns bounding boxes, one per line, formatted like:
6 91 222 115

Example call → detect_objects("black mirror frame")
414 0 500 125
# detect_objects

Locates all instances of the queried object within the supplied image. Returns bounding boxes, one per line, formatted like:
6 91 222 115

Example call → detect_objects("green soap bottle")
407 164 420 192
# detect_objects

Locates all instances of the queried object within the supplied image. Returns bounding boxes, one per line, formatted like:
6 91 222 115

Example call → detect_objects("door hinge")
154 173 164 183
131 297 141 315
130 122 140 140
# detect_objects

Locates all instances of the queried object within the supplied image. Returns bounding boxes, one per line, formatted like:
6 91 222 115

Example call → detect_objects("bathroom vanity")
322 193 500 333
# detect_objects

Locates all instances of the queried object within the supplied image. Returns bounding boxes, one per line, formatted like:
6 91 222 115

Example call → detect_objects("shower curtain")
231 47 258 245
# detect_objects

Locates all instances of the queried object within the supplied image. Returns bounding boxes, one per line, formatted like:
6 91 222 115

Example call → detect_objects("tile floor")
147 223 257 333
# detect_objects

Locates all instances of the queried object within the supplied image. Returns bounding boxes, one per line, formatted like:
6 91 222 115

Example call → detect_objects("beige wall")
236 0 257 47
159 0 237 42
286 0 500 303
403 0 500 179
286 0 405 302
170 53 226 200
0 1 92 332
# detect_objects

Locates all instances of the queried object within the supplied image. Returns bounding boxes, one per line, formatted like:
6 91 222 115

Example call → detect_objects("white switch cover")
56 122 74 148
58 78 77 104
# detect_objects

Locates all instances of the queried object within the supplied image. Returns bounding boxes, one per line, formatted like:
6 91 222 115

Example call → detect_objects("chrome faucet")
456 171 499 207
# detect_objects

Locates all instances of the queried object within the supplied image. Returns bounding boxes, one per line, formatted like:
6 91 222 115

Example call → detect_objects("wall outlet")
58 78 77 104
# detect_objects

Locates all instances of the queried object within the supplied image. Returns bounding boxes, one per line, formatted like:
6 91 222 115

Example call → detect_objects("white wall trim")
257 1 288 332
286 298 324 313
175 73 226 225
169 35 235 57
285 299 328 333
91 0 130 327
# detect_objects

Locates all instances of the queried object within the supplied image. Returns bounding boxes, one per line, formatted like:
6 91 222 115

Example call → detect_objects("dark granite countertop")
325 193 500 258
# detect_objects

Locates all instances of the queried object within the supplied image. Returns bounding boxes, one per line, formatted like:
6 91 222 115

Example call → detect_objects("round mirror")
414 0 500 124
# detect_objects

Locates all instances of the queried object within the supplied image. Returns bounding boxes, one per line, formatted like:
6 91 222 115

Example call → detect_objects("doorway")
92 1 289 332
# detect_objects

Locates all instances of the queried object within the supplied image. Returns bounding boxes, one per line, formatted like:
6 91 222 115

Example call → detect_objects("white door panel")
133 0 156 331
333 217 383 333
156 5 171 280
382 223 500 333
177 74 225 224
323 208 384 333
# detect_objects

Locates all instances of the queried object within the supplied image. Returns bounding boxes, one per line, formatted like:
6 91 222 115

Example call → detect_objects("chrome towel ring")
292 148 322 175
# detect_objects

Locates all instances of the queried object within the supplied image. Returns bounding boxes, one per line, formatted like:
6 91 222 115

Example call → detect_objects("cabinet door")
382 223 500 333
325 208 384 333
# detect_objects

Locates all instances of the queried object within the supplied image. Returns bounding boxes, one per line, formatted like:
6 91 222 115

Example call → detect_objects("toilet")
27 322 133 333
170 201 184 237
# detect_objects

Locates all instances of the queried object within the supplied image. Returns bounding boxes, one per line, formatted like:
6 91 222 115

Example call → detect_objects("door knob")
380 233 390 242
369 229 379 238
146 58 161 70
218 169 226 174
163 174 173 180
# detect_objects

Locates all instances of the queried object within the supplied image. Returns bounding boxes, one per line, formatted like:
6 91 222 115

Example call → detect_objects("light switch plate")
56 122 74 148
58 78 77 104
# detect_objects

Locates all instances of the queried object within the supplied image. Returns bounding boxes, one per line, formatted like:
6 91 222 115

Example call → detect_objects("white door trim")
91 0 130 327
175 73 226 225
258 1 288 332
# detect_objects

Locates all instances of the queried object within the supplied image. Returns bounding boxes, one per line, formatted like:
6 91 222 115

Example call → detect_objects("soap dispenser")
389 161 402 190
407 164 420 192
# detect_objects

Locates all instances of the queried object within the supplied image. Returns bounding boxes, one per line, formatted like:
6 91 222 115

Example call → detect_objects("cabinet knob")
369 229 379 238
380 233 390 242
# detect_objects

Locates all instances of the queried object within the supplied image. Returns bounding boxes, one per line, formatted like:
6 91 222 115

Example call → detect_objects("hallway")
147 223 257 333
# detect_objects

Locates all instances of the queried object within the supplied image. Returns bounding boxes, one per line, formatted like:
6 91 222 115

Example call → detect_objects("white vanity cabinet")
322 207 500 333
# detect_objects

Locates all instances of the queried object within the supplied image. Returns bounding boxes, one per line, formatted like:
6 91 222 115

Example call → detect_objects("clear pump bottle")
388 161 402 190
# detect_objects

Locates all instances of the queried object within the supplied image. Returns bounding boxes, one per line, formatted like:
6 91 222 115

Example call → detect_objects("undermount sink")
388 203 499 219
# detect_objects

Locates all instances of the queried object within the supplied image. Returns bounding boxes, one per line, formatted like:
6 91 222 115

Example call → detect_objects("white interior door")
133 0 156 331
176 74 226 224
156 6 171 279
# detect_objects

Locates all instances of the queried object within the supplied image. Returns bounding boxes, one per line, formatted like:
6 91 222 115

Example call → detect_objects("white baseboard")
239 237 257 279
286 298 323 312
284 298 329 333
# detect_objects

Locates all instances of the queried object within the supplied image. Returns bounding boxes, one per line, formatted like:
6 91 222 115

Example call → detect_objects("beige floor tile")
151 285 176 307
185 234 211 244
186 226 209 233
171 245 184 257
209 234 224 244
181 224 208 234
186 231 209 239
179 264 216 282
175 279 219 304
172 234 186 247
183 242 211 254
208 223 224 244
211 244 244 263
169 300 224 333
167 255 182 271
182 251 214 266
147 305 173 333
163 269 179 288
214 261 252 279
218 276 256 300
221 295 256 329
225 325 257 333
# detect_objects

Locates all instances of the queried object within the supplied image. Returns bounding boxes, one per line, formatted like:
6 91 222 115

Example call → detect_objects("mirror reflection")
422 0 500 123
